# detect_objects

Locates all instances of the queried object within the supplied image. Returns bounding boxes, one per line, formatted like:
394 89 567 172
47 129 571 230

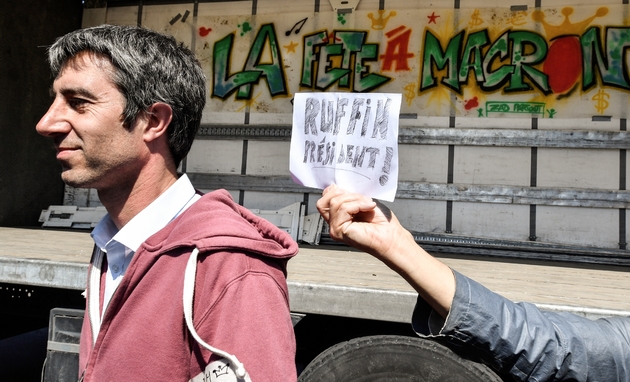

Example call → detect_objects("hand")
316 185 409 264
316 184 455 317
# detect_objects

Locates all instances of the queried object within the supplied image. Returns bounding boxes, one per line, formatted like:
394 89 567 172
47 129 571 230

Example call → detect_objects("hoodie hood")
142 189 298 264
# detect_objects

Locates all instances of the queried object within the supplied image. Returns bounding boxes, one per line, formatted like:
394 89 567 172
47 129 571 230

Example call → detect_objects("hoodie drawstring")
183 248 248 379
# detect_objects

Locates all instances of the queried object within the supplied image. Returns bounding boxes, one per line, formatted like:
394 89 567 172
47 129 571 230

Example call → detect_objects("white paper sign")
290 92 401 202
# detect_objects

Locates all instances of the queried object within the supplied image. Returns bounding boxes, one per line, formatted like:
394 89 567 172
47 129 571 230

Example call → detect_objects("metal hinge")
249 202 304 240
249 202 323 244
329 0 361 14
39 205 106 229
300 212 324 245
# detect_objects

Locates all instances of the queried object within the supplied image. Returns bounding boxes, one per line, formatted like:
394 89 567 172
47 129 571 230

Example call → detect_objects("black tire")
298 335 502 381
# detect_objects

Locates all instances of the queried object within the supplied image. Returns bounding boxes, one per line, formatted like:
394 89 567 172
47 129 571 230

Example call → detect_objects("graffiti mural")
194 5 630 118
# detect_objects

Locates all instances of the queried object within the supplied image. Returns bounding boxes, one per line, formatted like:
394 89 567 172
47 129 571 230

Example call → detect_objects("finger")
316 193 333 221
326 193 376 238
317 185 350 221
321 184 337 196
328 191 375 216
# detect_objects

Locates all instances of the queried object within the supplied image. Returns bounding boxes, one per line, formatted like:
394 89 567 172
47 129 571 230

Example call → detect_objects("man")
37 25 298 381
317 184 630 381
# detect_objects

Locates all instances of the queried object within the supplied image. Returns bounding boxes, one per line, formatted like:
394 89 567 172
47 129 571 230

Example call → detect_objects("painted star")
427 12 440 24
283 41 299 53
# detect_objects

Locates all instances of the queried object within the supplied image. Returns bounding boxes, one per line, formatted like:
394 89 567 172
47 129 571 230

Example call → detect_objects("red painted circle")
543 36 582 94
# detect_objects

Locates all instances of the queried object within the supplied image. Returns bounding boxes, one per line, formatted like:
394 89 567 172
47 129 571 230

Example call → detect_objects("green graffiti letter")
482 31 513 91
301 30 389 92
336 31 367 88
354 43 390 92
582 26 630 91
301 32 327 87
317 42 351 89
238 24 287 99
420 30 463 93
213 33 262 99
459 30 490 84
505 31 549 93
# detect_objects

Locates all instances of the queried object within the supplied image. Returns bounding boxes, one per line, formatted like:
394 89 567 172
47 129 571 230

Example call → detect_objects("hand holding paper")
290 92 401 201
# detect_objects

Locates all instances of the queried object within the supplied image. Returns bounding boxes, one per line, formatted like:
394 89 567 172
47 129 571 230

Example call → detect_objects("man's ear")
143 103 173 142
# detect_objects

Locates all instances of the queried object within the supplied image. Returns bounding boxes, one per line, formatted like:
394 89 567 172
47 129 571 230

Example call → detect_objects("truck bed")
1 227 628 322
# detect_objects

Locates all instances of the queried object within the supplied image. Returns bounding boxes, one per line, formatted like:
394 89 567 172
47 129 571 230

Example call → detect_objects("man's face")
37 52 146 192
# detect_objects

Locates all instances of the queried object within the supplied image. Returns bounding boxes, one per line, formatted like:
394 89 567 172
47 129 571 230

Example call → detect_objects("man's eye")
68 98 88 109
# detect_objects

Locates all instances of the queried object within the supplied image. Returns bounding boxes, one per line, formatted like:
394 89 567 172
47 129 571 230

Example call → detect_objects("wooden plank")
0 228 93 290
435 252 630 317
397 182 630 209
0 228 628 320
0 228 94 263
289 246 630 319
188 172 319 193
196 125 630 149
398 128 630 149
188 173 630 209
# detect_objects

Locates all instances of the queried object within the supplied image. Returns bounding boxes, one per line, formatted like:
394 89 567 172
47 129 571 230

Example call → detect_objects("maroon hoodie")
79 190 299 381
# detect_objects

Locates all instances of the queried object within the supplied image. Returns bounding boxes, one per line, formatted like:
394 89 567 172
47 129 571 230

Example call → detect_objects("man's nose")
36 99 70 137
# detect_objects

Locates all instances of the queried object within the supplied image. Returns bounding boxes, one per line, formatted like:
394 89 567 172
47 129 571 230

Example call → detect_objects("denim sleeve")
412 270 630 382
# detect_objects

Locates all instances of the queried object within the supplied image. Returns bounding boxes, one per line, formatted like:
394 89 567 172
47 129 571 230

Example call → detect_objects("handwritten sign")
290 92 401 201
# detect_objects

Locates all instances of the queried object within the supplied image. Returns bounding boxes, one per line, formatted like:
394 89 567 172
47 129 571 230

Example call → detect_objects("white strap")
183 248 247 379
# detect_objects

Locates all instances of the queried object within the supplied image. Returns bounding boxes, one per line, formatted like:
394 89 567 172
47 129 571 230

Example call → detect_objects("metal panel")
196 124 630 149
2 227 630 323
537 148 619 189
452 203 530 242
398 144 449 183
0 258 87 291
536 206 619 249
454 146 531 186
246 141 292 175
186 139 244 174
288 281 417 323
386 199 447 234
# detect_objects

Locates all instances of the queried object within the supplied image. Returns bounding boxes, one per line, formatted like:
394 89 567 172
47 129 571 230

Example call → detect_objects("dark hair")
47 24 207 166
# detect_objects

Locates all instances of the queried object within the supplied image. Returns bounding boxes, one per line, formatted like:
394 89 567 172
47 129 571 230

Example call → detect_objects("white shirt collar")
91 173 199 252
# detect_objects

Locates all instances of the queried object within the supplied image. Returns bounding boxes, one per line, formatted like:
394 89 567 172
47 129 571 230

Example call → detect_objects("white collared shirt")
91 174 201 313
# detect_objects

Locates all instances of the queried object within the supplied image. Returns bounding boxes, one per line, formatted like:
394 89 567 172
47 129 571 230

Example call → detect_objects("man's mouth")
56 147 80 160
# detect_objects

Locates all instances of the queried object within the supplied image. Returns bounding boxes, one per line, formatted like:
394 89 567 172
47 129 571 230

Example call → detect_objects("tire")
298 335 502 381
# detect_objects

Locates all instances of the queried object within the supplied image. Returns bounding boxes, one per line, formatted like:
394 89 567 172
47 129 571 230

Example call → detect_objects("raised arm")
317 185 630 382
316 184 455 317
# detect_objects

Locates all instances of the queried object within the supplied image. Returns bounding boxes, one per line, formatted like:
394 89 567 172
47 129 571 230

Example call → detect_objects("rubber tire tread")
298 334 502 381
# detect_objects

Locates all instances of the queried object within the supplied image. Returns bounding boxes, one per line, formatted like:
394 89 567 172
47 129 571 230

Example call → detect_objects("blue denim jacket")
412 270 630 381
